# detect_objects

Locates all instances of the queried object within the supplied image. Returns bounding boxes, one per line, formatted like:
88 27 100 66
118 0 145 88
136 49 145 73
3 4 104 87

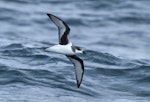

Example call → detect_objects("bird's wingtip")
47 13 50 16
77 81 81 88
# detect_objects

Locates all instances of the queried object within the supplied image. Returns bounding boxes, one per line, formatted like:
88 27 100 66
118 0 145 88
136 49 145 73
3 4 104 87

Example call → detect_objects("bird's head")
74 46 86 54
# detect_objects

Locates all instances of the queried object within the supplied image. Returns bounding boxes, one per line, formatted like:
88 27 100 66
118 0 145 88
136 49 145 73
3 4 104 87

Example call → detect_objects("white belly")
46 44 75 55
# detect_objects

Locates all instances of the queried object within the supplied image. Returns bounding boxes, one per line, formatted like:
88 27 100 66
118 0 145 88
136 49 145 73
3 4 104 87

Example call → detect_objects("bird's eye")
74 46 82 51
77 48 81 50
77 47 82 51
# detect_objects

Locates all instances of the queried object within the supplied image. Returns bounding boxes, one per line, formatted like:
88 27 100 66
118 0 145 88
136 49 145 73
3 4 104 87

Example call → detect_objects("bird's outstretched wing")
47 13 70 45
66 55 84 88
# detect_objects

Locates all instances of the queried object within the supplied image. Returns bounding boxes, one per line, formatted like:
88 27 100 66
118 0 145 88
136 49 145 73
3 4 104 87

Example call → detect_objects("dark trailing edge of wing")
47 13 70 45
60 22 70 45
66 55 84 88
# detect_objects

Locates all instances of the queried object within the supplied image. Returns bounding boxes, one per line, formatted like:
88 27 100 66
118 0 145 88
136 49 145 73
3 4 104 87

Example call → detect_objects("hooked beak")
83 50 86 54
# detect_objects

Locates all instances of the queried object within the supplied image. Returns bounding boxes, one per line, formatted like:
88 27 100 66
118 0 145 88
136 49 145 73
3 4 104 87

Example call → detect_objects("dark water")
0 0 150 102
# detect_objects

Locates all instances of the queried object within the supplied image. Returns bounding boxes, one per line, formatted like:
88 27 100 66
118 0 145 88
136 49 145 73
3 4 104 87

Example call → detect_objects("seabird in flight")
45 13 85 88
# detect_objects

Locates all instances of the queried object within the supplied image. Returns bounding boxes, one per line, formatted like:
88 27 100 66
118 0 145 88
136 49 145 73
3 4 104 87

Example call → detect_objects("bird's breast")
47 45 75 55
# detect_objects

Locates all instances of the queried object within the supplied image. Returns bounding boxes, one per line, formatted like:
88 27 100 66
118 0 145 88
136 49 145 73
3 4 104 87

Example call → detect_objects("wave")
0 47 150 86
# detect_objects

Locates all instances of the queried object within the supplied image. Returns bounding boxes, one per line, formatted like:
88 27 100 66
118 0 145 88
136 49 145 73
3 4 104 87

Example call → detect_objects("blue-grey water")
0 0 150 102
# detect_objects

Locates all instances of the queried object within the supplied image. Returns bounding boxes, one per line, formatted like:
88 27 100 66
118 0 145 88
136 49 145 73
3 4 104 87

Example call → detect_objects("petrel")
45 13 85 88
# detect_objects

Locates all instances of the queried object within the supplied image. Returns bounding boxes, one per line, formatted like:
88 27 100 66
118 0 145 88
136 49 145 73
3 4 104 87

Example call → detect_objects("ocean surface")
0 0 150 102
